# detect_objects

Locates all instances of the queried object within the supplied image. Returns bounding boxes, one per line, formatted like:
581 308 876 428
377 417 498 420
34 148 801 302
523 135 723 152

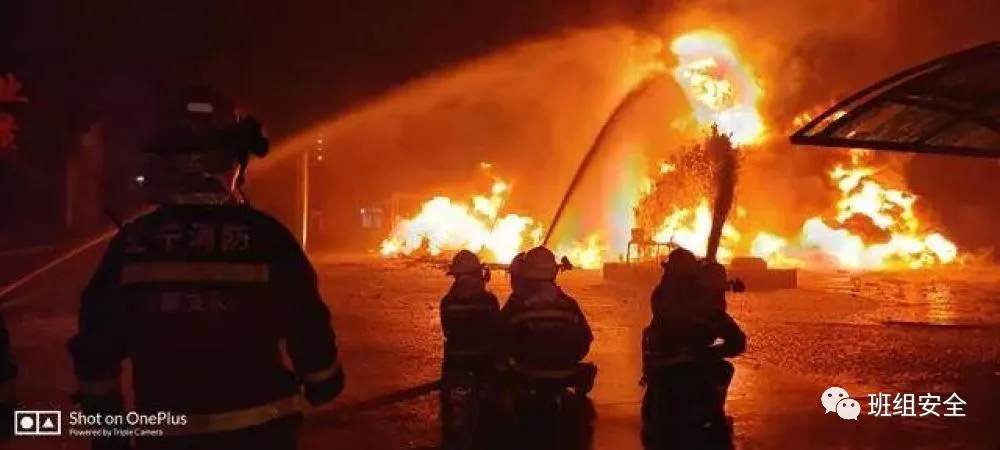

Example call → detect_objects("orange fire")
381 29 961 272
379 174 543 263
671 31 765 145
557 233 606 271
638 158 959 270
636 30 959 270
651 198 741 261
637 31 769 262
796 158 958 269
792 109 847 130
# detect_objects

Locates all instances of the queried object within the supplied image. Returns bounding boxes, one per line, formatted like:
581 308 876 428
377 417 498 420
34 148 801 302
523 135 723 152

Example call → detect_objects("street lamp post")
299 148 309 250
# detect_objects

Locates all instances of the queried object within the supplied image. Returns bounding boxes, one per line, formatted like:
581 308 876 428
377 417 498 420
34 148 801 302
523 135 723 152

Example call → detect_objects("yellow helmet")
698 261 729 291
447 250 482 276
521 246 559 281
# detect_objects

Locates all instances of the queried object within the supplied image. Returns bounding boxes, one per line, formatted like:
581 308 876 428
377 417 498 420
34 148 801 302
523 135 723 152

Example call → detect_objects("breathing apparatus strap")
234 159 251 205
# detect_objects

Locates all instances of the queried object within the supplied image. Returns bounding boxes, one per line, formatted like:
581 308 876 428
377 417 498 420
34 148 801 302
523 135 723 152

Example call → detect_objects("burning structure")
378 29 963 277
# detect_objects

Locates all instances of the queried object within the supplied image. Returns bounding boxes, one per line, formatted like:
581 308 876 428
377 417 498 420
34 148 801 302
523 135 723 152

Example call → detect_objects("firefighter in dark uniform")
695 261 744 405
67 87 344 450
648 247 700 323
439 250 502 445
440 250 501 370
500 246 596 395
0 313 16 441
643 247 701 379
641 252 744 449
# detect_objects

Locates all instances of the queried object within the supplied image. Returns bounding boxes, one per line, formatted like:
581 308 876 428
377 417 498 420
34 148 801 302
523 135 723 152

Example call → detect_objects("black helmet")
447 250 482 276
521 246 559 281
140 86 268 200
662 247 698 278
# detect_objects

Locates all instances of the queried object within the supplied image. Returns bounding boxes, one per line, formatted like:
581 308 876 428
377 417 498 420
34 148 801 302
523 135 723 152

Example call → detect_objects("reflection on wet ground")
301 260 1000 449
801 268 1000 327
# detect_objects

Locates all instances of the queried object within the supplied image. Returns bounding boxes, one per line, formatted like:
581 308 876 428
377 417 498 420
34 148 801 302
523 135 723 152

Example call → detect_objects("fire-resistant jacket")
644 277 746 371
440 281 501 358
68 203 344 435
500 282 593 378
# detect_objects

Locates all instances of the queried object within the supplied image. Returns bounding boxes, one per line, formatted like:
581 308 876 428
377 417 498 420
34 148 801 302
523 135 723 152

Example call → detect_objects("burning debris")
794 153 959 269
379 171 544 264
637 147 960 269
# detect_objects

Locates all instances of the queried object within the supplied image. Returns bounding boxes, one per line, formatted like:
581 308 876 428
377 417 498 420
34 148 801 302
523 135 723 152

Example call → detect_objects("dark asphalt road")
2 248 999 449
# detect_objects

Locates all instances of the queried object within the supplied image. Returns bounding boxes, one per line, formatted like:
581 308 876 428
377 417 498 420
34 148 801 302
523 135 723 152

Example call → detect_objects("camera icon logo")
14 411 62 436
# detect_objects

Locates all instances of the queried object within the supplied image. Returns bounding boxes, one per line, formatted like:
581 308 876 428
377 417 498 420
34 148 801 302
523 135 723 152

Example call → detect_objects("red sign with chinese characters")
0 73 29 153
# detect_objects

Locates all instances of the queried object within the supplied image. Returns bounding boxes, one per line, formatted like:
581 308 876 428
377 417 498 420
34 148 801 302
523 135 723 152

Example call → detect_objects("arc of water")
541 74 666 248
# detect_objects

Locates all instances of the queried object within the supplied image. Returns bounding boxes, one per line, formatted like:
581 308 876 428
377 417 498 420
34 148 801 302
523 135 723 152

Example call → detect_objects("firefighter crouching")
67 86 344 450
439 250 504 442
500 246 596 395
440 250 502 374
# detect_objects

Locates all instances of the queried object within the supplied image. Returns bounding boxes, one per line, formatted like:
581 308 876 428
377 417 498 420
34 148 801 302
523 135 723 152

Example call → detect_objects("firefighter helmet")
143 86 268 170
521 246 559 281
698 261 729 291
509 251 527 277
447 250 483 276
138 86 270 202
663 247 698 278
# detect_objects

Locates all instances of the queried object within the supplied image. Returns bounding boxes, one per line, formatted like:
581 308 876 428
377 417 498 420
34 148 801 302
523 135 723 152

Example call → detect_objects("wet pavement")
2 250 999 449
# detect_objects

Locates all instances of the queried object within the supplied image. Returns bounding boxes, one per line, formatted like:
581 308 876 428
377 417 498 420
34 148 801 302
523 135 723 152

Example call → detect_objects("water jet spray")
542 73 665 248
704 126 738 262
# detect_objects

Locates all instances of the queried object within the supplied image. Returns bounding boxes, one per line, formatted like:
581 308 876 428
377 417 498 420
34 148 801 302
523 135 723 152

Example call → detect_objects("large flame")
651 198 741 262
557 233 607 271
379 29 962 273
635 30 959 271
378 166 608 269
638 156 960 270
798 155 958 269
639 31 766 262
670 31 765 145
379 174 543 263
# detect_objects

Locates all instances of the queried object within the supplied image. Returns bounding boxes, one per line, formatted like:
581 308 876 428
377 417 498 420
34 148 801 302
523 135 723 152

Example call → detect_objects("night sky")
3 1 659 137
4 0 994 138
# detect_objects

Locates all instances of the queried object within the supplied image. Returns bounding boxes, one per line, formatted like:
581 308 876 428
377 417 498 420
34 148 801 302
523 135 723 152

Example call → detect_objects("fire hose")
542 74 665 247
